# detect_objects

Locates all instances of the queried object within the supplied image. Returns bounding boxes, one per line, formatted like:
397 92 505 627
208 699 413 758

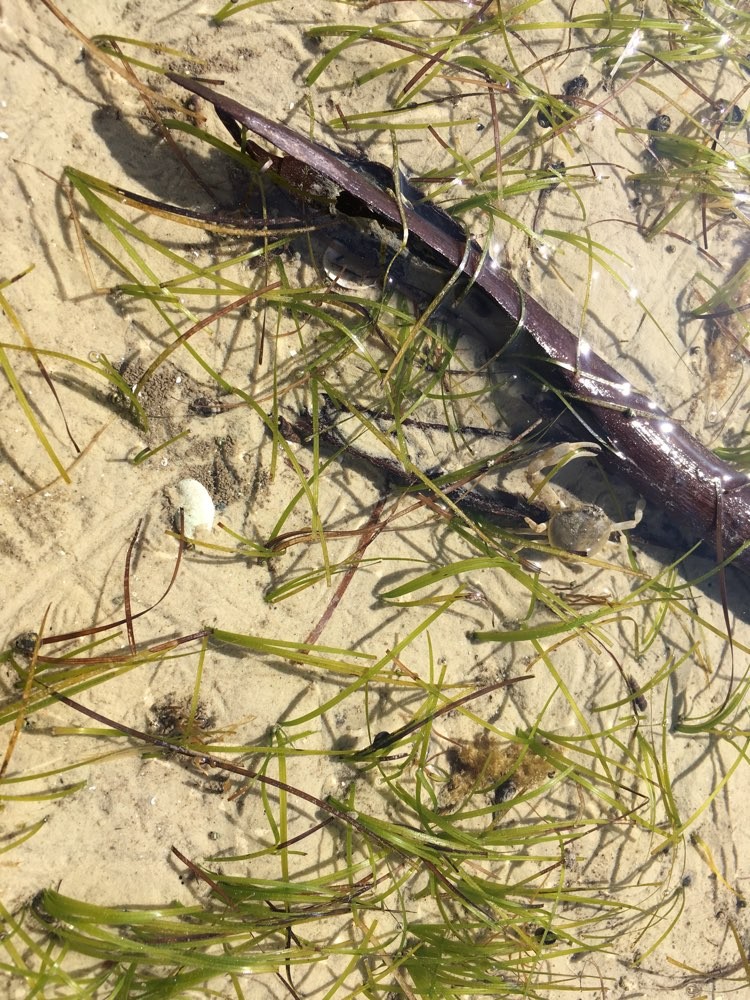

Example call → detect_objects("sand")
1 1 749 997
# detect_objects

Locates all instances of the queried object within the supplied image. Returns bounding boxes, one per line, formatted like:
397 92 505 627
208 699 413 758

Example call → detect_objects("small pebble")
562 75 588 98
534 927 558 945
537 106 554 128
541 159 566 187
716 101 744 125
13 632 38 657
648 114 671 133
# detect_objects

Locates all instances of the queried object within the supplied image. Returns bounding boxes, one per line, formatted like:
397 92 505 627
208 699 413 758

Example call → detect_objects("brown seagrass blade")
167 73 750 572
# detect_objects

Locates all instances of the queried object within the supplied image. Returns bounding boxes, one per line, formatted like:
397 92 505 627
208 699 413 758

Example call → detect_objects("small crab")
523 442 644 556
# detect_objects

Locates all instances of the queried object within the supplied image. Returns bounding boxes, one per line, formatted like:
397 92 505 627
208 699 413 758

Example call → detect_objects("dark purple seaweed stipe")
167 74 750 573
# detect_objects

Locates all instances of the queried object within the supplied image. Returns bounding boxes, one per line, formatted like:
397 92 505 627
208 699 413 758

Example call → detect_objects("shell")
172 478 215 537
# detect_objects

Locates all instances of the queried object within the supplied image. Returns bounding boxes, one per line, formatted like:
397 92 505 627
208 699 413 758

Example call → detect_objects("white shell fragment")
173 478 215 537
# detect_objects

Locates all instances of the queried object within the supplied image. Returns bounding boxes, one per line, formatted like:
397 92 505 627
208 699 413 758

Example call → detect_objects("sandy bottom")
2 2 750 997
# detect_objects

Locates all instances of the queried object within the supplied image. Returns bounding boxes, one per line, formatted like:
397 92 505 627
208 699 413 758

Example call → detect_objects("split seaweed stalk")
167 73 750 574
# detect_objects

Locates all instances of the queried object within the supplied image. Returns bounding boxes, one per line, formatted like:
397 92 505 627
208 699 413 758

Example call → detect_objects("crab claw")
527 442 601 480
